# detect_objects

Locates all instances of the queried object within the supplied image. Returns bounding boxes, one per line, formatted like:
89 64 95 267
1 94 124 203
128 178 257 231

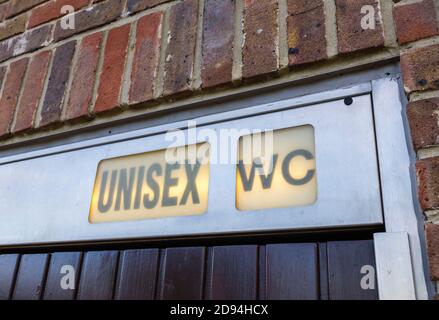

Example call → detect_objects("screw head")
344 97 354 106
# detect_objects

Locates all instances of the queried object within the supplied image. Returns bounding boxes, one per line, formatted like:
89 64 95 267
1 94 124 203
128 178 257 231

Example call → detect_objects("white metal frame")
371 78 429 299
0 74 430 300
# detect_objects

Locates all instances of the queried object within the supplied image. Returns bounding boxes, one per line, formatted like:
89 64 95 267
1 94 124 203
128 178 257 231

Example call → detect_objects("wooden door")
0 240 378 300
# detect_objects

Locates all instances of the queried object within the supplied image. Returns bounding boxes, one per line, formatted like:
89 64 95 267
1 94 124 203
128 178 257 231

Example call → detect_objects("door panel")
0 254 20 300
318 243 330 300
77 251 118 300
206 245 258 300
115 249 159 300
265 244 319 300
0 240 378 300
158 247 205 300
12 254 49 300
327 240 378 300
43 252 82 300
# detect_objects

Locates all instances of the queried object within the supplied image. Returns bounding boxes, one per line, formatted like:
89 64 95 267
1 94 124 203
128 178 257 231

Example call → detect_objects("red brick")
407 99 439 150
127 0 171 14
12 50 51 133
0 13 26 42
417 157 439 210
336 0 384 54
163 0 198 96
5 0 47 19
0 24 52 63
0 58 28 136
65 32 103 121
287 0 327 66
53 0 124 41
401 44 439 93
29 0 90 29
39 41 76 127
426 224 439 281
94 23 131 114
394 0 438 45
201 0 235 88
0 65 6 88
242 0 279 79
129 12 162 104
0 2 10 22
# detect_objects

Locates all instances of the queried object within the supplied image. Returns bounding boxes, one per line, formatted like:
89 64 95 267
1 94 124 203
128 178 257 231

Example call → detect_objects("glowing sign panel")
89 144 210 223
236 125 317 211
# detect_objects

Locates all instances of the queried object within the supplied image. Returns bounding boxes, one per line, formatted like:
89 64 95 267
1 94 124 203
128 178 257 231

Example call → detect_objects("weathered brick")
287 0 321 12
65 32 103 121
201 0 235 88
127 0 171 15
94 23 131 114
0 65 6 87
287 0 327 66
407 99 439 150
53 0 124 41
129 12 162 104
0 2 9 22
29 0 90 29
5 0 47 19
0 13 26 42
13 50 51 133
242 0 279 79
39 41 76 127
394 0 438 45
417 157 439 210
426 224 439 281
163 0 198 96
336 0 384 54
0 58 28 136
401 44 439 93
0 24 52 63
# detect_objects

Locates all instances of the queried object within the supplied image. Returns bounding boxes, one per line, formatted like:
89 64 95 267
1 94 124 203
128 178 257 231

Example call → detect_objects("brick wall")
0 0 438 298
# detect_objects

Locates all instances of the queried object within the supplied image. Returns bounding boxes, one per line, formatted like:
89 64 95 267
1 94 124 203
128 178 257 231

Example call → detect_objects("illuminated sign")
90 125 317 223
236 125 317 211
89 144 210 223
0 91 385 245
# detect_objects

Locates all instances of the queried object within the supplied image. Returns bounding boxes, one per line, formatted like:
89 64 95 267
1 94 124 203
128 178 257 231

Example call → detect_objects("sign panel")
0 91 384 246
236 125 317 211
90 144 210 223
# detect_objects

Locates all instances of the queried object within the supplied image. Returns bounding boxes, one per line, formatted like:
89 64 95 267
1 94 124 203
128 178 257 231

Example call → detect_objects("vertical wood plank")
158 247 205 300
265 243 319 300
43 252 82 300
327 240 378 300
319 243 329 300
206 245 258 300
115 249 159 300
258 245 267 300
77 251 119 300
0 254 20 300
12 254 49 300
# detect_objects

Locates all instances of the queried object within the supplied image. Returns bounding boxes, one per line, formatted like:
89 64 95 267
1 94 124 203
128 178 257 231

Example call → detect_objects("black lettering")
238 160 258 192
133 166 145 210
162 163 180 207
180 161 201 205
144 163 162 209
97 170 117 213
115 168 136 211
282 149 315 186
238 155 279 191
259 155 278 189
